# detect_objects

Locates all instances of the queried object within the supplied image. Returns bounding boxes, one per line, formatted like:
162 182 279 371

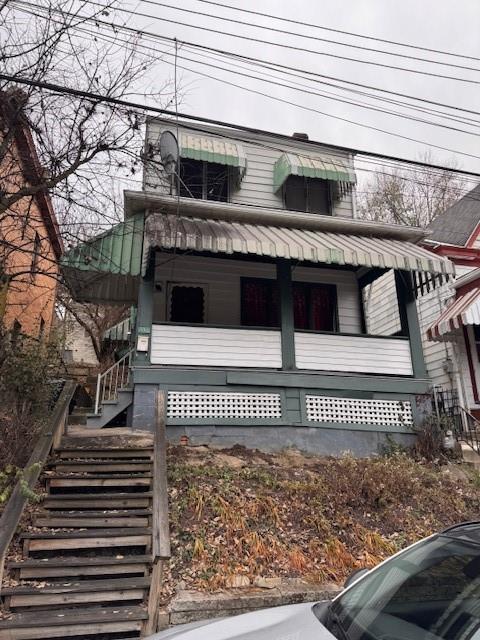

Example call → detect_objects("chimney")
292 132 309 140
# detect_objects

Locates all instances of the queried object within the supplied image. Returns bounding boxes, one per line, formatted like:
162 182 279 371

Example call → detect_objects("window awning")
60 214 144 303
145 212 453 277
273 152 356 192
427 288 480 341
180 132 247 179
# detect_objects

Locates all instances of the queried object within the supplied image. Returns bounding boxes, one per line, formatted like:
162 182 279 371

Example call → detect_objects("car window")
331 536 480 640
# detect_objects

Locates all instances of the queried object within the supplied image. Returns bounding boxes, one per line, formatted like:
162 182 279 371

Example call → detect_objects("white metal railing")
94 348 134 414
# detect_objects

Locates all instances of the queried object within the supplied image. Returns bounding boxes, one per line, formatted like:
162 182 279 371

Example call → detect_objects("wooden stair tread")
44 492 152 499
36 509 151 517
8 555 151 568
21 528 150 539
0 605 148 629
46 474 152 479
2 577 150 596
35 517 149 528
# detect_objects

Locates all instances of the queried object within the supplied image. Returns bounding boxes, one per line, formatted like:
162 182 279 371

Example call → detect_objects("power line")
194 0 480 64
134 0 480 74
14 0 480 121
3 71 480 179
81 0 480 85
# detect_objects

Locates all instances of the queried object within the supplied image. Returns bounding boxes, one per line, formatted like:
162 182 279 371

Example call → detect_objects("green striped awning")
61 214 144 303
180 133 247 178
273 152 356 192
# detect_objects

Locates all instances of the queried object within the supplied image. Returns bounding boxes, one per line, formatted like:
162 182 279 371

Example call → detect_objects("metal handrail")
93 348 134 415
455 407 480 456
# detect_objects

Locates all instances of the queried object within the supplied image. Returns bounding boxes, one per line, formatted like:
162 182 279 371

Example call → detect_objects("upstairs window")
283 176 331 215
30 232 41 277
179 159 231 202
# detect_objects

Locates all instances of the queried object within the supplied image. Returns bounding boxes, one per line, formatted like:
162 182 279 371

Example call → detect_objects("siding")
363 271 401 336
145 121 354 218
154 253 362 333
295 332 413 376
150 325 282 368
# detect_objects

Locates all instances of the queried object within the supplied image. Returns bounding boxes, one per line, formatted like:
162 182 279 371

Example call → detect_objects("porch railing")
456 407 480 456
94 348 134 415
432 386 480 456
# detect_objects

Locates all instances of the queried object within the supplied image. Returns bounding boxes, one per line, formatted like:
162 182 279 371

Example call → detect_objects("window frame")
30 231 41 278
292 280 339 332
240 277 280 329
282 175 333 215
166 282 209 324
179 158 232 202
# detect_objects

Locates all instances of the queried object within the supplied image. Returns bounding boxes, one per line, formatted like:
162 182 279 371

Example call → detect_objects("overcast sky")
122 0 480 178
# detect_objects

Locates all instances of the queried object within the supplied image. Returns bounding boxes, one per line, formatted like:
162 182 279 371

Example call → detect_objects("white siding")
154 254 362 333
63 316 99 366
295 332 413 376
145 121 354 218
150 325 282 368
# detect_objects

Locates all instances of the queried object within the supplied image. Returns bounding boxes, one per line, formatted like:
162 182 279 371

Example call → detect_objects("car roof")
440 522 480 545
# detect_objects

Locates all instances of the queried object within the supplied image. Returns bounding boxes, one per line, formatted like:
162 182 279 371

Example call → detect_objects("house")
61 118 453 455
419 184 480 419
0 91 62 339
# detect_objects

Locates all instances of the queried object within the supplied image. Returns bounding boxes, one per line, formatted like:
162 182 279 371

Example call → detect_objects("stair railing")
0 380 77 591
455 406 480 456
93 348 134 415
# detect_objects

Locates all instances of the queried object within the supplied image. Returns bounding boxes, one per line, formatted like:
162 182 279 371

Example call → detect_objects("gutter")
124 190 429 243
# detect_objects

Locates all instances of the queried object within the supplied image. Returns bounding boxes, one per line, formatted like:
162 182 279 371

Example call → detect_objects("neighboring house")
0 91 62 338
61 119 453 455
61 312 100 366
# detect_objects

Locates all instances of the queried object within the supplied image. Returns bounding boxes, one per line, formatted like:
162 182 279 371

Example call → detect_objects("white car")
150 522 480 640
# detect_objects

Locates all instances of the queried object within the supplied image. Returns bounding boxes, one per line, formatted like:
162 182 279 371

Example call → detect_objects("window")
11 319 22 346
283 175 331 214
473 326 480 361
240 278 337 331
38 317 46 341
179 159 230 202
168 284 206 323
293 282 337 331
30 232 41 277
241 278 279 328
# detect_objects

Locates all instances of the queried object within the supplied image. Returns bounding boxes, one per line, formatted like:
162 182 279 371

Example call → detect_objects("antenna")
159 130 179 194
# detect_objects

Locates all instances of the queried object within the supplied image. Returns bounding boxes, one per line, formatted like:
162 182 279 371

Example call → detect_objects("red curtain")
242 281 268 326
311 285 335 331
293 284 308 330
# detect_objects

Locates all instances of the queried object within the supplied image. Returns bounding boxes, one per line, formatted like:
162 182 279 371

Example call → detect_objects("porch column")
277 259 295 370
395 270 427 379
134 254 155 366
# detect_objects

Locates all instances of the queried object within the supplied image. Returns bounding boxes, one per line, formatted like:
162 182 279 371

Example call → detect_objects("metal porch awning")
61 214 144 303
145 212 453 277
273 152 356 192
427 288 480 341
180 132 247 179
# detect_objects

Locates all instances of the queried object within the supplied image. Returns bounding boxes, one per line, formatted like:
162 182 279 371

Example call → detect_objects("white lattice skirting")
305 395 413 427
167 391 282 419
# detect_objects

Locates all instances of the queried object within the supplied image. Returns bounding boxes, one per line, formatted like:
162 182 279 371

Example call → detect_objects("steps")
1 440 155 639
86 388 133 429
460 441 480 469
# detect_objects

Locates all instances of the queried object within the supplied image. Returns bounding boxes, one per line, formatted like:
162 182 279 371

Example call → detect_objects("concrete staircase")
460 441 480 469
0 439 155 639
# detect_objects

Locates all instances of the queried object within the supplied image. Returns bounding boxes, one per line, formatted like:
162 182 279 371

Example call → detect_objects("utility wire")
134 0 480 73
194 0 480 63
13 0 480 120
81 0 480 85
3 71 480 179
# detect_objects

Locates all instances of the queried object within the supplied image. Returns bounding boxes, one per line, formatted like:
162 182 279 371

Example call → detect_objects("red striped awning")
427 287 480 341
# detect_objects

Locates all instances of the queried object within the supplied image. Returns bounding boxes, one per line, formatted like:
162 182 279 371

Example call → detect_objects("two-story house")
61 118 453 455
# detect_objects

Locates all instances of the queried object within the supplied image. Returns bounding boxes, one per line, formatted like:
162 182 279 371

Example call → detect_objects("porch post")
277 259 296 370
134 252 155 366
395 270 427 379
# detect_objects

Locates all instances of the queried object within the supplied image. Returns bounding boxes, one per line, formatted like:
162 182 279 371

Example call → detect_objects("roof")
426 183 480 248
0 90 63 259
145 212 453 276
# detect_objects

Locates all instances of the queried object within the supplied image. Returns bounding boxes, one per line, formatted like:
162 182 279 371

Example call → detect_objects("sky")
120 0 480 177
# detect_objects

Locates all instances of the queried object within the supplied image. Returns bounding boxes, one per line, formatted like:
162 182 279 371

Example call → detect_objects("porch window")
283 176 331 215
241 278 279 328
168 283 206 323
179 159 230 202
293 282 338 331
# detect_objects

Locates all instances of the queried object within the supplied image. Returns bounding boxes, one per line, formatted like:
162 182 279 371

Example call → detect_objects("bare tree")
0 0 174 331
358 152 467 228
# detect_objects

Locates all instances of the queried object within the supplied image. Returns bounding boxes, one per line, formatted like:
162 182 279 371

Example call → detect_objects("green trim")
273 152 356 192
395 271 427 379
134 267 155 366
277 260 296 370
180 133 247 177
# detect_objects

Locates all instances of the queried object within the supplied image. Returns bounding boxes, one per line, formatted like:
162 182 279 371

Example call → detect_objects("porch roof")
145 212 454 277
427 287 480 341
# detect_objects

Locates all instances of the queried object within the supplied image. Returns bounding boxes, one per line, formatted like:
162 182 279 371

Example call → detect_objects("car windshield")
328 532 480 640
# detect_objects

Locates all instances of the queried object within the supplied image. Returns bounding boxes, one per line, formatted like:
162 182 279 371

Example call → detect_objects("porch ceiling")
145 212 454 277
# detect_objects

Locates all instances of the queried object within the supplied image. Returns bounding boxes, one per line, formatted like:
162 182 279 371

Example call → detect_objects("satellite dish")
158 131 179 177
